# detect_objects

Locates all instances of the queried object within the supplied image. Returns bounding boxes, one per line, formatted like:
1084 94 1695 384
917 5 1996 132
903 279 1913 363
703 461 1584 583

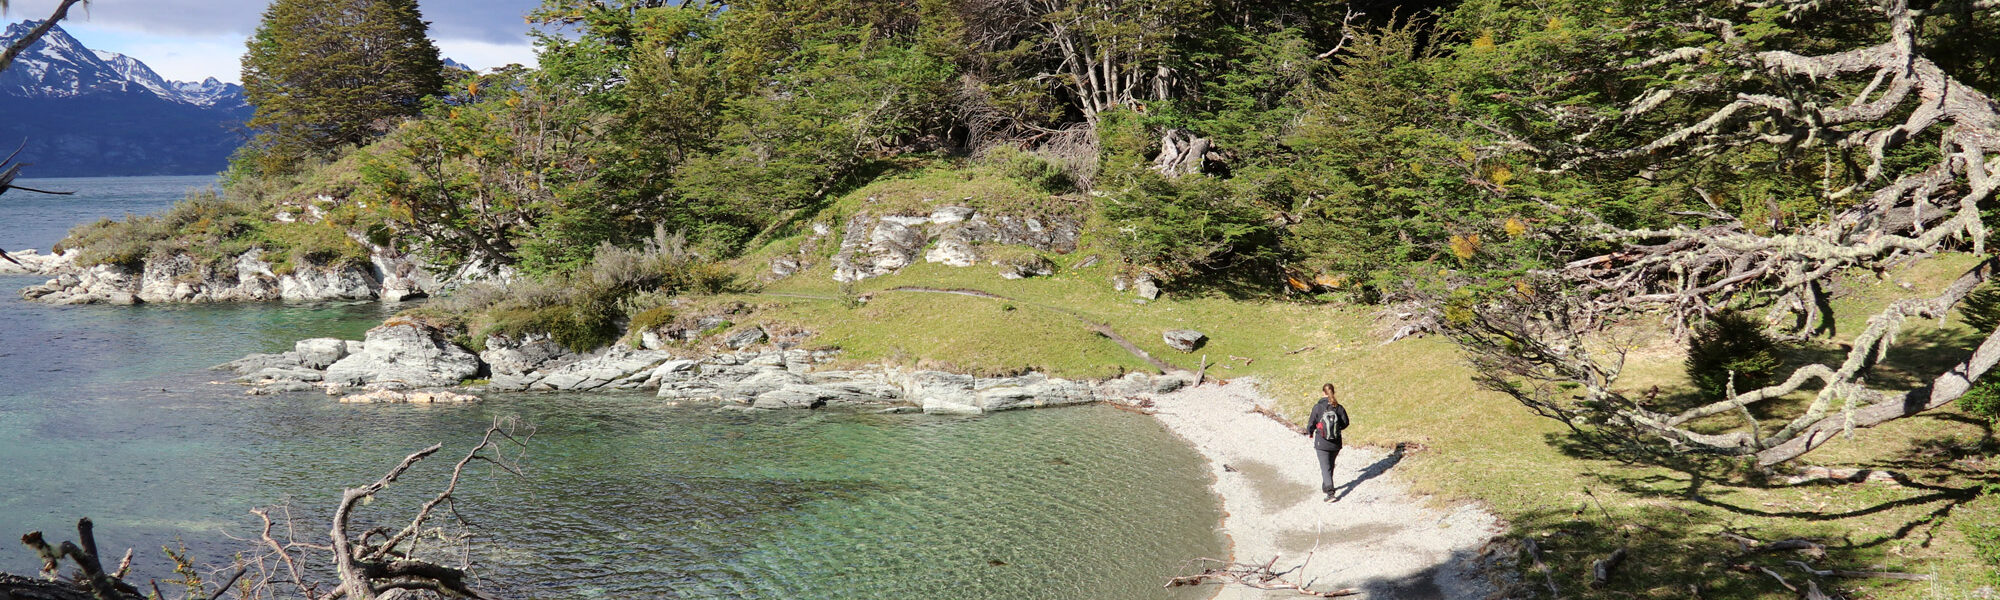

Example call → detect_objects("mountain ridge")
2 20 247 108
0 19 248 177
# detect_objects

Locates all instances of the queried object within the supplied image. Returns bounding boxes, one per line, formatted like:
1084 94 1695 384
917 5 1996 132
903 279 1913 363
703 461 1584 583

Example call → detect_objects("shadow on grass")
1507 413 1998 597
1168 259 1295 301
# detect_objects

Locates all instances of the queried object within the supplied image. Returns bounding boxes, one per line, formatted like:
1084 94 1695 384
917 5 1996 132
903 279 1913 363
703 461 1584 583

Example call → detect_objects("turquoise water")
0 177 1226 598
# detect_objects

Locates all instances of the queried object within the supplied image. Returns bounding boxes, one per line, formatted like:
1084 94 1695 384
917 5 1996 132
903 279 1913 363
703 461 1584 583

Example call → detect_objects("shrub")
483 303 622 353
1685 311 1784 399
59 190 260 270
1960 378 2000 422
457 232 738 353
1098 172 1273 281
985 145 1075 194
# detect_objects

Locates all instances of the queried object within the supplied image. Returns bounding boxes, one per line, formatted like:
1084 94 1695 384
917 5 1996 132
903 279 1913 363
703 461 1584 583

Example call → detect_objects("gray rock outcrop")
0 248 76 275
323 320 481 387
20 245 444 305
723 327 767 349
222 322 1198 418
828 206 1082 283
996 254 1055 279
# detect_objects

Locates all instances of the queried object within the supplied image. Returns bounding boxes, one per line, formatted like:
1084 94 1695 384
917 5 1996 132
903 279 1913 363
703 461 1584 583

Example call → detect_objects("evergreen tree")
241 0 445 175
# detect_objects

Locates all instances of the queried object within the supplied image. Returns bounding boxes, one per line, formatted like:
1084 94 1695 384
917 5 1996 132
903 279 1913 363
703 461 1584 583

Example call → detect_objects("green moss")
629 306 677 334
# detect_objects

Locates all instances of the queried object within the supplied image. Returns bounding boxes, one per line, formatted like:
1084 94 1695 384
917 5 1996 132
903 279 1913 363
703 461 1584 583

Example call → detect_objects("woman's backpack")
1318 405 1343 443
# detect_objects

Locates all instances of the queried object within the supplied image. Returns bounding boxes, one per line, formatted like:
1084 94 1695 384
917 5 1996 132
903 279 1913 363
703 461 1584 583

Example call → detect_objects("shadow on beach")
1335 442 1406 501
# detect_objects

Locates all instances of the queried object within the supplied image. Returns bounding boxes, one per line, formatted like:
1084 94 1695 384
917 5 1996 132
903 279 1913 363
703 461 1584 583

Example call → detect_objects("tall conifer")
241 0 445 175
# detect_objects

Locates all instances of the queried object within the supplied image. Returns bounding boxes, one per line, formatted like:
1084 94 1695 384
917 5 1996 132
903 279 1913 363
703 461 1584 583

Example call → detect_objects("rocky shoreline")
219 316 1195 412
8 245 443 305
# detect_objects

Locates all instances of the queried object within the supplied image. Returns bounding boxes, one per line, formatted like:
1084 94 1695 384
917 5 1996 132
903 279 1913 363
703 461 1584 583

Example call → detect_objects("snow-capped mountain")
0 20 245 108
169 77 245 108
0 20 250 176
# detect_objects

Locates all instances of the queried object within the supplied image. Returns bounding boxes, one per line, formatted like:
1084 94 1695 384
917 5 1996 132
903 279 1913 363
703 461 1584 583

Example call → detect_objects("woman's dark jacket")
1307 399 1350 451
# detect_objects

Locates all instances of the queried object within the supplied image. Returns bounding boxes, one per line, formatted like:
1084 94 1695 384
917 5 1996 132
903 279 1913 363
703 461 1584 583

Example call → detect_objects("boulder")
929 206 976 224
1096 371 1195 398
641 359 702 387
293 338 353 369
724 327 767 349
324 319 482 387
978 378 1096 411
479 333 569 377
831 213 931 282
720 369 808 401
217 352 306 375
1163 329 1206 352
899 370 981 415
1135 275 1161 300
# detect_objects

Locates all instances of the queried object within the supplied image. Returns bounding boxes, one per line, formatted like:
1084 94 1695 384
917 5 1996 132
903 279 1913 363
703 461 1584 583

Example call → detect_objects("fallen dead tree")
1441 0 2000 467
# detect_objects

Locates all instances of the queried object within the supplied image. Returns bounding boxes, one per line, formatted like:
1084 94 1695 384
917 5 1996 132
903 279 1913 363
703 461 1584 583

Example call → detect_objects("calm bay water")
0 177 1225 598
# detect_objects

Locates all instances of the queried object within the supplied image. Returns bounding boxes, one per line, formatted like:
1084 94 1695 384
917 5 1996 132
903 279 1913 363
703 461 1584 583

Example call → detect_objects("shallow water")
0 177 1225 598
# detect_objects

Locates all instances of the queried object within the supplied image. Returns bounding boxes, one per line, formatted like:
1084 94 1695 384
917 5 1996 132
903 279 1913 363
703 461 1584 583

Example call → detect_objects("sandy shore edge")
1147 379 1505 599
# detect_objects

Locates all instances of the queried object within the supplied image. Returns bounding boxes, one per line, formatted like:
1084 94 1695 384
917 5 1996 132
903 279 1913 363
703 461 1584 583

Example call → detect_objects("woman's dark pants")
1315 446 1340 497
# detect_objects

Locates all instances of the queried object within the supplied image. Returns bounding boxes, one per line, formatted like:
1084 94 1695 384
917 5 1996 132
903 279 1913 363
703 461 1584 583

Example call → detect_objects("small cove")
0 176 1227 599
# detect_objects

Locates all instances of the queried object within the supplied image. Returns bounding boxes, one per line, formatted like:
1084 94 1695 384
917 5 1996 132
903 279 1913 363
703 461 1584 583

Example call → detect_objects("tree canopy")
241 0 446 176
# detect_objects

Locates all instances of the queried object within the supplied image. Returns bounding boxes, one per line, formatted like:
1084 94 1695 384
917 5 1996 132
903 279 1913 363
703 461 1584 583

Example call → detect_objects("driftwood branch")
1589 547 1627 589
327 417 529 600
1166 556 1357 597
1520 538 1560 597
12 519 143 600
1787 560 1934 581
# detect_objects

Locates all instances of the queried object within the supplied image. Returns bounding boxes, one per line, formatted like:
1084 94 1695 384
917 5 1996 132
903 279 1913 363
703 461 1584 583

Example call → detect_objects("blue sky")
4 0 544 83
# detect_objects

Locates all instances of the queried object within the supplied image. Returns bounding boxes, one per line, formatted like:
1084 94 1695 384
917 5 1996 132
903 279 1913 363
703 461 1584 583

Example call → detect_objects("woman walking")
1306 383 1350 502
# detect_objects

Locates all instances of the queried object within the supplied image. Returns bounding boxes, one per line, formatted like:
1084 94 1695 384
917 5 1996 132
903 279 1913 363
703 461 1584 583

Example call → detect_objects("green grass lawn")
713 238 1999 598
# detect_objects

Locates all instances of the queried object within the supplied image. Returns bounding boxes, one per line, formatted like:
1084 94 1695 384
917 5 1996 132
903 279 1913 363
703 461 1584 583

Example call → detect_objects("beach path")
1149 380 1503 599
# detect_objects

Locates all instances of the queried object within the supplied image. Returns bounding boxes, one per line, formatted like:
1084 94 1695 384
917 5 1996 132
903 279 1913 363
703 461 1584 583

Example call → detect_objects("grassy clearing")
727 237 1997 597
